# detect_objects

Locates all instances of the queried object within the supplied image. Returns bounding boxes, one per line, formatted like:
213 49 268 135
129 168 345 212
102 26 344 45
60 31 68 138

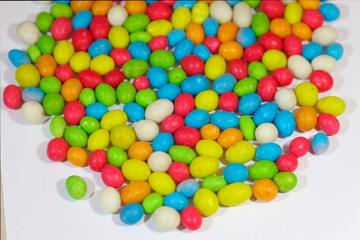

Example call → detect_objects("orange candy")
296 105 318 132
292 22 312 41
217 128 243 149
70 1 94 14
121 181 151 204
200 124 220 140
91 1 113 16
219 41 243 61
186 22 205 45
269 18 292 39
128 141 153 161
299 0 320 10
61 78 83 102
67 146 88 167
252 179 278 202
125 0 147 15
217 21 238 43
37 54 57 77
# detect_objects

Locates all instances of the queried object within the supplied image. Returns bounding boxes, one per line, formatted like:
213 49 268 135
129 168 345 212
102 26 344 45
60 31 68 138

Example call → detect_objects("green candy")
64 126 88 147
36 12 54 32
79 88 96 107
50 116 67 138
168 67 186 85
149 50 175 70
169 145 197 165
42 93 64 115
249 160 278 180
95 83 116 107
123 14 150 33
248 61 267 80
107 147 128 167
142 193 163 214
273 172 297 193
251 12 270 37
65 175 87 200
40 76 62 94
233 77 258 97
243 0 260 8
239 116 256 140
116 81 136 104
80 116 100 134
50 3 73 19
122 59 148 79
38 35 56 55
130 31 152 43
202 176 227 193
27 45 41 63
135 89 157 108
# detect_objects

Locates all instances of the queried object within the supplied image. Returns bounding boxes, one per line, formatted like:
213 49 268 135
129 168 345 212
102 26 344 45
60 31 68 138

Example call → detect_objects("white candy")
16 21 40 45
233 2 253 28
20 101 44 124
107 5 128 26
287 55 312 79
134 120 159 142
99 187 121 214
275 87 297 110
145 99 174 123
312 26 337 47
147 151 172 172
311 55 337 73
153 206 181 231
210 1 232 24
255 123 278 144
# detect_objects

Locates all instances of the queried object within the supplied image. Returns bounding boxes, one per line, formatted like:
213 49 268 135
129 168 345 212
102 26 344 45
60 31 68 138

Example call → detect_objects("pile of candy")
3 0 346 231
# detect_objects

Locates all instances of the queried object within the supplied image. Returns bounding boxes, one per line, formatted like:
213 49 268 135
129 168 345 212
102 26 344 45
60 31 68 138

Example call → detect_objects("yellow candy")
146 20 173 37
189 156 219 179
87 129 110 152
191 2 209 24
53 40 75 65
148 172 176 196
193 188 219 216
226 141 255 164
262 49 287 71
90 55 115 75
110 125 135 150
108 26 130 48
217 183 252 206
100 110 128 131
317 96 346 116
195 90 218 112
69 51 91 73
284 2 303 24
15 64 40 88
295 82 319 106
205 55 226 80
171 7 191 30
195 140 223 158
121 159 151 181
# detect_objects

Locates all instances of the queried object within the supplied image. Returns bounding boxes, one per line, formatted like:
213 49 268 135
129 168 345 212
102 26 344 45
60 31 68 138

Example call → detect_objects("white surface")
1 1 360 240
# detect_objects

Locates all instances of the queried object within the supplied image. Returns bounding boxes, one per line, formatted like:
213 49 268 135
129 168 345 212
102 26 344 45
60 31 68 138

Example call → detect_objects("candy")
153 206 180 230
106 147 127 168
273 172 297 193
174 126 200 148
312 26 337 47
209 1 232 24
196 140 223 159
202 176 227 193
226 141 255 164
296 106 318 132
16 21 40 45
181 206 202 231
101 164 125 187
120 203 144 225
72 29 93 52
256 143 283 162
145 99 174 123
252 179 278 202
219 92 239 112
121 181 151 204
289 137 310 157
169 145 197 165
168 162 189 183
149 172 176 196
99 187 121 213
185 109 209 129
72 10 92 29
63 100 85 125
70 51 91 73
163 192 188 211
317 113 340 136
276 153 299 172
161 114 184 134
46 137 68 162
325 43 343 60
110 125 136 150
218 182 252 206
224 163 249 183
274 110 296 137
193 188 219 216
88 150 107 171
67 146 88 167
287 55 312 79
233 2 252 28
177 179 200 197
217 128 242 149
311 133 329 155
210 111 239 130
142 193 164 214
51 3 73 18
85 102 108 120
255 123 279 144
311 55 337 73
134 119 159 142
319 3 340 21
316 96 346 116
42 93 64 115
65 175 87 200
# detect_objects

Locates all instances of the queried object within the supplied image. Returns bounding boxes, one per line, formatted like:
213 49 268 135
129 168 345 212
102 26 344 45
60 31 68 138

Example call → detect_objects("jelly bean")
65 176 87 200
249 160 278 180
277 153 299 172
168 161 190 183
121 159 151 182
325 42 343 61
204 55 226 80
171 7 191 30
53 41 74 66
146 19 173 37
121 181 151 204
50 17 72 41
37 54 57 77
255 143 282 162
167 29 186 47
15 64 40 88
120 203 144 225
302 42 324 61
61 78 83 102
226 141 255 164
255 123 279 144
104 70 124 88
87 39 112 58
110 124 136 150
204 36 221 54
218 182 252 206
181 206 202 231
292 22 312 41
100 110 127 131
317 113 340 136
147 2 172 21
273 172 297 193
284 2 303 24
16 21 40 45
184 109 209 129
107 6 127 26
295 82 319 106
135 90 157 108
287 55 312 79
80 116 100 134
51 3 73 18
152 133 174 153
20 101 45 124
116 82 136 104
147 151 171 173
174 93 194 117
195 90 218 112
262 50 287 71
210 111 238 130
181 75 210 96
90 15 110 40
260 0 285 19
133 76 149 91
233 2 252 28
42 93 64 115
302 9 323 30
63 100 85 125
274 87 297 111
202 17 219 37
8 49 31 67
169 145 197 165
201 176 227 193
148 36 168 52
196 139 223 159
142 193 164 214
129 30 152 42
295 105 318 132
90 55 115 75
248 61 267 81
177 179 200 197
257 76 278 101
219 41 243 62
47 137 68 161
185 22 205 45
270 18 292 39
311 133 329 155
161 114 184 134
253 102 279 126
289 137 310 157
309 70 333 92
312 55 337 73
94 83 115 107
237 93 261 116
299 0 320 10
36 12 54 32
209 1 232 24
88 149 107 172
134 119 159 142
27 45 41 63
319 3 340 21
243 44 264 63
191 1 209 24
153 206 180 231
199 124 219 141
227 60 246 82
191 45 211 63
163 192 188 211
128 41 151 61
91 0 112 16
174 126 200 148
22 87 45 104
72 10 92 30
72 29 94 52
125 0 147 15
123 103 144 122
252 179 278 202
67 146 88 167
157 83 181 102
3 85 22 109
274 110 296 137
64 125 88 147
312 26 337 47
174 39 194 62
216 128 241 149
149 172 176 196
180 55 204 76
193 188 219 216
224 163 248 184
106 146 127 168
239 116 256 141
218 22 238 43
99 187 121 213
236 28 255 49
78 70 102 90
317 96 346 116
283 35 303 57
258 33 283 51
149 50 175 70
122 59 149 79
70 52 91 73
70 1 93 14
251 12 270 37
39 76 61 94
272 68 293 87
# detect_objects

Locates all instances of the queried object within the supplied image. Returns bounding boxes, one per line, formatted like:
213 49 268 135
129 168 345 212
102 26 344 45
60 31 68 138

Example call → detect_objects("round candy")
164 192 188 211
193 188 219 216
276 154 299 172
65 175 87 200
255 123 279 144
47 137 68 162
16 21 40 45
181 206 202 231
190 156 219 179
273 172 297 193
120 203 144 225
224 163 249 184
252 179 278 202
226 141 255 164
153 206 180 231
99 187 121 213
88 149 107 172
289 137 310 157
312 133 330 155
177 179 200 198
142 193 164 214
20 101 45 124
121 181 151 204
3 85 22 109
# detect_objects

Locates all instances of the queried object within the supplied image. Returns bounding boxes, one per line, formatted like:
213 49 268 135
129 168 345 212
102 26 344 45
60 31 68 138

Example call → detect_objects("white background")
1 1 360 240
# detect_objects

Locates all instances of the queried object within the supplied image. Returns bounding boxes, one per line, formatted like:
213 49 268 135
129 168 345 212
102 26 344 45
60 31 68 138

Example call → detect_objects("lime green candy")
87 129 110 152
123 14 150 33
53 40 74 65
130 31 152 44
122 59 148 79
116 81 136 104
42 93 64 115
190 156 219 179
205 55 226 80
317 96 346 116
149 50 175 70
135 89 157 108
262 50 287 71
50 116 67 138
50 3 73 19
249 160 278 180
40 76 62 94
79 116 100 134
233 77 258 97
15 64 41 88
169 145 196 165
273 172 297 193
243 0 260 8
27 45 41 63
79 88 96 107
217 183 252 207
202 176 227 193
168 67 186 85
95 83 116 107
142 193 163 214
100 110 128 131
64 126 88 147
36 12 54 32
251 12 270 37
107 146 128 168
239 116 256 140
146 20 173 37
38 35 56 55
65 175 87 200
248 61 267 80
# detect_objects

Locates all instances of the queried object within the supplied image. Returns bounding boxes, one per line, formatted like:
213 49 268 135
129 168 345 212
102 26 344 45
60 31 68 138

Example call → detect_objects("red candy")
55 65 74 83
276 154 298 172
181 206 202 231
174 126 200 148
243 44 265 63
72 28 94 51
46 137 69 162
146 2 172 21
289 137 310 157
133 76 150 90
302 9 324 30
272 67 293 86
204 36 221 54
88 149 107 172
257 76 278 101
161 114 184 134
228 59 248 81
309 70 334 92
78 69 103 89
317 113 340 136
63 100 86 125
283 35 303 57
104 69 125 88
90 15 110 40
180 55 205 76
174 93 195 117
259 32 283 51
148 36 168 52
50 17 72 41
168 162 190 183
3 85 22 109
260 0 285 20
101 164 124 188
110 48 132 67
219 92 239 112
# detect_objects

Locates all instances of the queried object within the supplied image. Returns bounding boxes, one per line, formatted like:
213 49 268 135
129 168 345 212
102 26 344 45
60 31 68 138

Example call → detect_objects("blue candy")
325 43 343 60
123 102 145 122
302 42 324 61
185 109 210 129
238 93 262 115
225 0 241 6
181 75 210 96
152 132 174 152
145 0 157 5
72 10 92 30
22 87 45 103
202 18 219 37
54 0 70 4
311 133 329 155
253 102 279 126
210 111 239 130
88 39 112 58
86 102 109 120
167 29 186 47
255 143 283 162
223 163 249 184
236 28 256 48
163 192 189 211
319 3 340 21
120 203 144 225
212 73 237 95
147 66 168 88
173 0 196 10
157 83 181 101
274 110 296 137
174 39 194 62
8 49 31 67
192 44 211 62
177 179 200 198
128 41 151 61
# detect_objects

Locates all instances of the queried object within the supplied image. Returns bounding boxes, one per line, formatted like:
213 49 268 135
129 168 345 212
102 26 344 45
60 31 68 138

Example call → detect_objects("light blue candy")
253 102 279 126
88 39 112 58
238 93 262 115
152 132 174 152
236 27 256 48
255 143 283 162
164 192 188 212
177 179 200 198
311 133 329 155
22 87 45 103
302 42 324 61
123 102 145 122
157 83 181 101
224 163 249 184
8 49 31 67
319 3 340 21
325 43 343 60
72 10 92 29
54 0 70 4
210 111 239 130
185 109 210 129
128 41 151 61
181 75 209 96
225 0 241 6
212 73 237 95
120 203 144 225
202 18 219 37
173 0 196 10
174 39 194 62
147 66 168 88
192 44 211 62
85 102 109 120
167 29 186 47
274 110 296 137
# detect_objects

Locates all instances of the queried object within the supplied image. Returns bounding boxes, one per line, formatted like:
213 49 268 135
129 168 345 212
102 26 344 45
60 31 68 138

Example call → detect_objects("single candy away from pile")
3 0 346 231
